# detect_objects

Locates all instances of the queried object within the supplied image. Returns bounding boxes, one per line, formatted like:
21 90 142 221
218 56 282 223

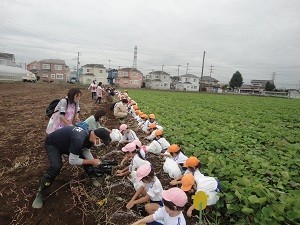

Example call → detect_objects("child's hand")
187 208 193 217
126 201 135 209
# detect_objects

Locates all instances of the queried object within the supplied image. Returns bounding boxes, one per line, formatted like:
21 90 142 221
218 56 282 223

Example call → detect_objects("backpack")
45 98 70 118
46 99 61 118
109 102 117 111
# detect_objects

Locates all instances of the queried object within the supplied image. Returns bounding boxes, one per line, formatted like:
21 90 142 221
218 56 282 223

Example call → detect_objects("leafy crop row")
128 89 300 225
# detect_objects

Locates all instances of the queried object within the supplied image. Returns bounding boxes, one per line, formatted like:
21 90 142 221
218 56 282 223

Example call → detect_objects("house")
81 64 107 85
200 76 220 91
27 59 68 83
115 68 143 88
0 53 16 66
145 71 171 90
239 79 275 93
176 74 200 91
107 68 118 85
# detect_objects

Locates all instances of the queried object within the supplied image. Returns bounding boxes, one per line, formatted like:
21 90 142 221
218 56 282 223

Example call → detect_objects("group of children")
110 90 221 225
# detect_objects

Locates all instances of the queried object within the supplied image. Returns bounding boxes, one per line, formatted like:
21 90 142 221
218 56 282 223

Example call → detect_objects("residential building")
81 64 107 85
116 68 143 88
107 68 118 85
145 71 171 90
0 53 16 66
176 74 200 91
239 79 275 93
27 59 68 83
200 76 220 91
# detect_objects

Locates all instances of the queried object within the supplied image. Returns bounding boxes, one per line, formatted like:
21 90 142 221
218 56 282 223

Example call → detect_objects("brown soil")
0 82 199 225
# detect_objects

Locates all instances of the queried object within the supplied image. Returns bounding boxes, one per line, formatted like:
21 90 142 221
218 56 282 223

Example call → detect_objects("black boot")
32 175 52 209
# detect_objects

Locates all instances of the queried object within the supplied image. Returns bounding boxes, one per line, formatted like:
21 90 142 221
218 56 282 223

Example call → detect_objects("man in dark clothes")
32 126 111 209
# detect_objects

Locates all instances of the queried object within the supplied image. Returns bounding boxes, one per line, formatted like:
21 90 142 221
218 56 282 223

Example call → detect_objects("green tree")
265 81 276 91
229 71 243 89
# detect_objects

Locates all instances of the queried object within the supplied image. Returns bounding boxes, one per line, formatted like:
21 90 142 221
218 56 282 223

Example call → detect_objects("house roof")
40 59 66 64
82 64 106 69
240 84 253 89
149 71 170 76
201 76 219 82
119 67 142 73
179 74 199 78
0 53 15 60
27 61 39 65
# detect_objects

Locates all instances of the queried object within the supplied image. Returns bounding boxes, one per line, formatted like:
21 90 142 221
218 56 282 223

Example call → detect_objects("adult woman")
46 88 81 134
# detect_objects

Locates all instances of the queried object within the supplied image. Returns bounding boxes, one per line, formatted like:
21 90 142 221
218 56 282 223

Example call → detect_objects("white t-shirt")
157 137 170 150
172 152 188 164
143 177 163 201
184 169 203 181
195 174 219 205
153 206 186 225
120 130 138 143
129 154 150 172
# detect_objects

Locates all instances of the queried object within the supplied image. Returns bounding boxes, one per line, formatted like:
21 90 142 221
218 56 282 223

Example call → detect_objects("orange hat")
141 114 148 119
135 110 141 115
149 114 155 119
181 174 195 191
184 156 200 167
133 105 138 110
155 130 163 136
168 144 180 153
149 123 156 129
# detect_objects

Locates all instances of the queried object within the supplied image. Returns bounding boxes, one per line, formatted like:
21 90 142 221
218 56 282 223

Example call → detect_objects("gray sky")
1 0 300 88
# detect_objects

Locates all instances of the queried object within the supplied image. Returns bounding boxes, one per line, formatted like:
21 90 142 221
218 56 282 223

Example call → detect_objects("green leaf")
248 195 260 204
242 207 254 214
235 190 242 201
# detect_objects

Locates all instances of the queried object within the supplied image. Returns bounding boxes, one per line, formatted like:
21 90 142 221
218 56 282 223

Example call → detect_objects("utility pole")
199 51 206 92
108 59 111 69
162 64 165 72
209 64 214 77
76 52 81 82
271 72 277 84
186 63 189 74
133 46 137 69
176 65 182 76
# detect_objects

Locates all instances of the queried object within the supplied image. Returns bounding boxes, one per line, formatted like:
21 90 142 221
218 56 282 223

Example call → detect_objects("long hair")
94 110 106 122
67 88 82 104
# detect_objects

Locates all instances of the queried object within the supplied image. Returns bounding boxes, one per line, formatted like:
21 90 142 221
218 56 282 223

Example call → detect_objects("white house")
81 64 108 85
176 74 199 91
145 71 171 90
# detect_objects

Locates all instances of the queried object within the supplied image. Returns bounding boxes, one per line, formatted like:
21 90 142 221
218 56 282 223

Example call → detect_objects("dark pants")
91 92 97 100
95 97 102 104
44 144 90 180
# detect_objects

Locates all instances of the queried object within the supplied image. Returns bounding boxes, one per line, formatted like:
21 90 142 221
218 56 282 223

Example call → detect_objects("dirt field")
0 82 198 225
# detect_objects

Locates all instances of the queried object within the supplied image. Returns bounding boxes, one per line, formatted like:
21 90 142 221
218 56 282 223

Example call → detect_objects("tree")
229 71 243 90
265 81 276 91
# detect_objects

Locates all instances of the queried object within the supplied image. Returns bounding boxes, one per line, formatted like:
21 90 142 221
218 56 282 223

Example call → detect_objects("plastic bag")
146 140 162 154
110 129 122 142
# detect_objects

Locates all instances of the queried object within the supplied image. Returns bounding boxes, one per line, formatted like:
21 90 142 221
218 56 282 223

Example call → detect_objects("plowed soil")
0 82 198 225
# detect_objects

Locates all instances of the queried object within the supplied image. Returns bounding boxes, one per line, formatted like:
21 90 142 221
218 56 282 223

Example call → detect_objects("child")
119 124 139 144
154 130 170 153
95 82 104 104
131 187 188 225
126 164 163 215
84 110 109 131
145 123 158 141
170 156 202 186
180 173 220 217
138 114 149 130
116 142 150 177
165 144 188 168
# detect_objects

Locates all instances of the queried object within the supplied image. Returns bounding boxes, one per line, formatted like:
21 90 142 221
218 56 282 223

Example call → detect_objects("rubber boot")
32 176 52 209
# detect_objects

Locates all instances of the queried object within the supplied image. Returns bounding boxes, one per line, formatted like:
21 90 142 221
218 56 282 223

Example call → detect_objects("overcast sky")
1 0 300 88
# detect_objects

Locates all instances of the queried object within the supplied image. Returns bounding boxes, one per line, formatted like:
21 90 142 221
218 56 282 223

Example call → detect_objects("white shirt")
157 137 170 150
195 174 219 205
153 207 186 225
173 152 188 164
184 168 203 181
120 130 138 143
130 154 150 172
143 177 163 201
